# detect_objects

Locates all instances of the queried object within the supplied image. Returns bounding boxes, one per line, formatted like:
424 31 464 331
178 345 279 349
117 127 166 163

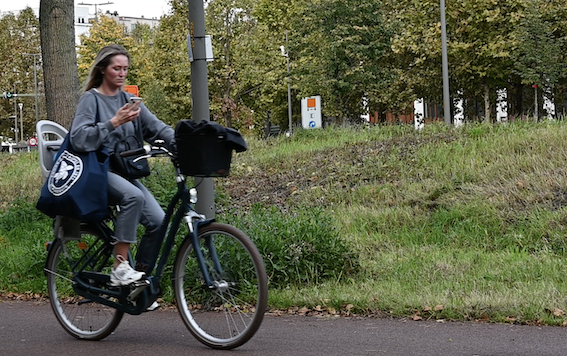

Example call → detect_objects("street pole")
18 103 23 142
23 53 40 123
9 116 16 141
286 32 292 135
13 82 19 142
188 0 214 219
534 85 538 119
440 0 451 125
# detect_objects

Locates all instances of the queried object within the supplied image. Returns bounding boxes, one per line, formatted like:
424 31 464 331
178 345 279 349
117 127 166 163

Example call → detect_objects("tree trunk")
39 0 80 128
483 84 491 123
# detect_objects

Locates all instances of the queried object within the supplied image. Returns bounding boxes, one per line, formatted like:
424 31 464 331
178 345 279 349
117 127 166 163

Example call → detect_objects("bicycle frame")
54 161 223 315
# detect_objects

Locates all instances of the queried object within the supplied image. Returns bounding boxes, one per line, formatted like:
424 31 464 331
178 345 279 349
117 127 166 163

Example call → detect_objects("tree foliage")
291 0 394 122
0 8 44 140
8 0 567 139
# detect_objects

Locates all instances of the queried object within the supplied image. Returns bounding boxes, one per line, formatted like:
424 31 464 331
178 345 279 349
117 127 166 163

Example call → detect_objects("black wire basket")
175 131 233 177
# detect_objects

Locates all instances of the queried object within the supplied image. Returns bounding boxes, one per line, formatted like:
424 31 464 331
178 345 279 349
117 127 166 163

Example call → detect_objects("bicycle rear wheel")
45 226 123 340
173 222 268 349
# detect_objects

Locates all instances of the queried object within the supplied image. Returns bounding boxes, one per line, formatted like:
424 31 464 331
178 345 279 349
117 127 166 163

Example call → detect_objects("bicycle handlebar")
119 141 175 161
119 146 149 158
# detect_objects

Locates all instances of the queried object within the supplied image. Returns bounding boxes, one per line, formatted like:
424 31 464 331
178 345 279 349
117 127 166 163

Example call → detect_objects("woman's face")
102 54 129 90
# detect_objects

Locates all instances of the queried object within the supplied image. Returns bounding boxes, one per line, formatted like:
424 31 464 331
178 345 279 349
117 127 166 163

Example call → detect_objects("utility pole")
188 0 214 219
18 103 23 142
13 81 20 141
23 53 40 123
440 0 451 125
78 1 113 21
280 32 292 135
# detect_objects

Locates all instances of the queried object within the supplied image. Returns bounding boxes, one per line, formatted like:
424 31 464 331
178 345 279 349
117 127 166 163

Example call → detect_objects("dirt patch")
219 132 459 209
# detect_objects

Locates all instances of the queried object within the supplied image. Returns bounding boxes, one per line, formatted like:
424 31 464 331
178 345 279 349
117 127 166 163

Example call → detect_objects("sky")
0 0 172 19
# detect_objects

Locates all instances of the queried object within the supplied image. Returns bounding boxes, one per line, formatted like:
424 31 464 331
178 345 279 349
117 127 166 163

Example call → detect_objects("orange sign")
307 98 316 108
124 85 139 96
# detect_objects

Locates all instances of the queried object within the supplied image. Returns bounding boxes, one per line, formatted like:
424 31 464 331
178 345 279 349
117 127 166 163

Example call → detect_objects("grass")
4 120 567 325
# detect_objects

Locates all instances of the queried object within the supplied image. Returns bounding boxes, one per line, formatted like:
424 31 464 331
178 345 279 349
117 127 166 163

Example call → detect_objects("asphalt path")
2 299 567 356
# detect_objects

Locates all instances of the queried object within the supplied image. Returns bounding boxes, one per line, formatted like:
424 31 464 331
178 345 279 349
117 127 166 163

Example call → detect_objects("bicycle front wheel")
45 226 123 340
173 222 268 349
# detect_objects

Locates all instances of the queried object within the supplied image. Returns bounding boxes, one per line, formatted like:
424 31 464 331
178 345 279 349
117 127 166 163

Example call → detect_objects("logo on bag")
48 150 84 196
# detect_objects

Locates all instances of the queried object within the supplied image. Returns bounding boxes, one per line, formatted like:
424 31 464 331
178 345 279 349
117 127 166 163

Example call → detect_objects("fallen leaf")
553 308 565 317
434 304 444 312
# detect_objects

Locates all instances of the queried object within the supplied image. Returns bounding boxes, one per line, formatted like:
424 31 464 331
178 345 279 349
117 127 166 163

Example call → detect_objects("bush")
223 204 359 288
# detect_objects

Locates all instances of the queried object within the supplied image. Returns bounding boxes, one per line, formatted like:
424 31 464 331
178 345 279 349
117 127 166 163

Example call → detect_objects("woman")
70 44 174 289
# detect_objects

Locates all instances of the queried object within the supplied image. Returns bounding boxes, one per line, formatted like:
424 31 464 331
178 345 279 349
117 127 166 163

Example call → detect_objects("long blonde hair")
83 44 131 92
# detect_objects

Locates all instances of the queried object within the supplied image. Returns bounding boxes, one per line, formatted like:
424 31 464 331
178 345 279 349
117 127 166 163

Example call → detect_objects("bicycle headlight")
189 188 198 204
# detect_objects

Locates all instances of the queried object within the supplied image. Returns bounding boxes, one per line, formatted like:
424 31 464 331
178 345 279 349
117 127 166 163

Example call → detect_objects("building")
1 6 161 44
75 6 91 44
105 11 160 34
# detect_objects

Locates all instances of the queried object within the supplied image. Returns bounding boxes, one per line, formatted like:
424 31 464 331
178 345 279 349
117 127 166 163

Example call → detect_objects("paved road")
2 299 567 356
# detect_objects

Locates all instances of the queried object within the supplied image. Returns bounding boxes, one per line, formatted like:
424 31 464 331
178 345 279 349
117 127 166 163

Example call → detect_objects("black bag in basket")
174 120 247 177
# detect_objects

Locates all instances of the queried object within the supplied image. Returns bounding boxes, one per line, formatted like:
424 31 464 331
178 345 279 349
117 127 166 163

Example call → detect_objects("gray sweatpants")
107 171 164 267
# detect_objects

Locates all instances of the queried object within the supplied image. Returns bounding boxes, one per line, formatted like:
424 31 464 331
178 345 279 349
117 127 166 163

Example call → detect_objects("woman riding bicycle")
70 44 175 288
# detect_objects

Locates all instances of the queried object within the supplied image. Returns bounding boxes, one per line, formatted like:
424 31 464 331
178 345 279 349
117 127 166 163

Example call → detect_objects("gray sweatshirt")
70 89 174 154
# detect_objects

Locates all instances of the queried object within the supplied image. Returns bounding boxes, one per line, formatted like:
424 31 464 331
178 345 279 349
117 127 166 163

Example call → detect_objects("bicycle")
43 138 268 350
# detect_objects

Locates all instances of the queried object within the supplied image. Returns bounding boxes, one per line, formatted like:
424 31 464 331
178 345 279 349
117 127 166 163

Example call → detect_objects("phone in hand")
128 96 142 108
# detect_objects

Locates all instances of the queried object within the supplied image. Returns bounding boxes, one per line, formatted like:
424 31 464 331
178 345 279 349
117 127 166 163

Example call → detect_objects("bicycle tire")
45 227 124 340
173 222 268 349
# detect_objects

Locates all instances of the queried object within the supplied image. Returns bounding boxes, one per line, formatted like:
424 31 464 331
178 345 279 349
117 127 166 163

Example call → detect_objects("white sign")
301 95 322 129
414 98 424 130
28 137 38 146
496 89 508 122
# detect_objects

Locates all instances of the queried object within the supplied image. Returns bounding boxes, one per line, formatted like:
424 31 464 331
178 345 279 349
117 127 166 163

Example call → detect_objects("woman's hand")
110 102 141 128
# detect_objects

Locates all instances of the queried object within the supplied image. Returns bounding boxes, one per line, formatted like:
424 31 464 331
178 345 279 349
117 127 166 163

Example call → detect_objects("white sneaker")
110 256 145 286
146 301 159 311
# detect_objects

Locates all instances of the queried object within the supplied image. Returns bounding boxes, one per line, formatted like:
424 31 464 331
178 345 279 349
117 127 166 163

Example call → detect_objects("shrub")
223 204 359 288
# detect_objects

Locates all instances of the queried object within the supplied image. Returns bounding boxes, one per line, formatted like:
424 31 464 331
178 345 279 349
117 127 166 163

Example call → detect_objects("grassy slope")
3 121 567 324
219 121 567 324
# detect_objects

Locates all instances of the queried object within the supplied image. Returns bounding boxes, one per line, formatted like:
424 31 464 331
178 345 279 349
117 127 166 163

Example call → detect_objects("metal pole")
188 0 214 219
18 103 23 142
286 32 292 135
33 56 38 122
13 82 18 142
10 116 16 141
440 0 451 125
23 53 40 123
534 85 538 119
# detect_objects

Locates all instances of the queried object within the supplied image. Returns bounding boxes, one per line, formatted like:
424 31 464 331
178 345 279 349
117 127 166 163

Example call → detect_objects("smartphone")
128 96 142 107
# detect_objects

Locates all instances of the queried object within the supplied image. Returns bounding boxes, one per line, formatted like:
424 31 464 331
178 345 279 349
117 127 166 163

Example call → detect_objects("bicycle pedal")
127 279 150 301
131 279 150 288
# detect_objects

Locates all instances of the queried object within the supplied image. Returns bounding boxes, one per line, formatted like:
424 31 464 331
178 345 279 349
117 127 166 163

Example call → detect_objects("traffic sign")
28 137 38 146
301 96 322 129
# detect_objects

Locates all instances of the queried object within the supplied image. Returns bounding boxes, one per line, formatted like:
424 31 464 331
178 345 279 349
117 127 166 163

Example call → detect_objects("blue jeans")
107 171 164 270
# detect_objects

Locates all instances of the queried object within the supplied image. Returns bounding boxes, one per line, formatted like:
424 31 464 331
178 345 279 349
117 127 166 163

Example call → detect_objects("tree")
77 15 135 84
291 0 394 122
40 0 80 128
148 0 192 125
206 0 256 130
0 8 44 139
